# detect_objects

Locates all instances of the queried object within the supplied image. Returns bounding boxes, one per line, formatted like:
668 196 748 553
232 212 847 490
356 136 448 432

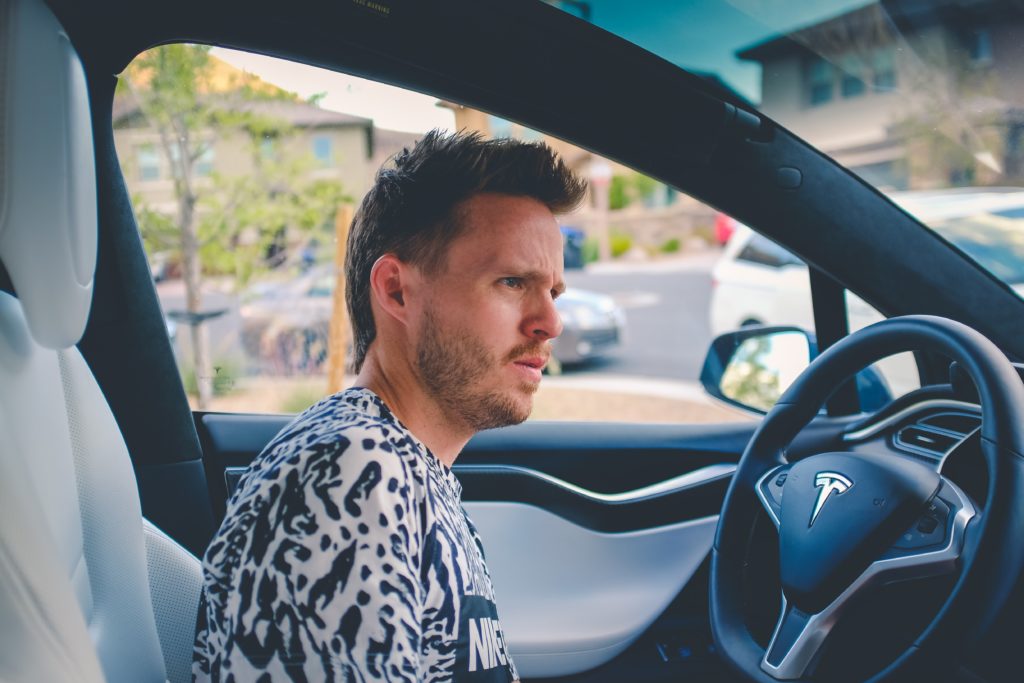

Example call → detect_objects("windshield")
550 0 1024 289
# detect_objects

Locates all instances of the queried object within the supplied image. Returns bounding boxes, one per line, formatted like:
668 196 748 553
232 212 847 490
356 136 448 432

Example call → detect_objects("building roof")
233 99 372 128
113 92 372 129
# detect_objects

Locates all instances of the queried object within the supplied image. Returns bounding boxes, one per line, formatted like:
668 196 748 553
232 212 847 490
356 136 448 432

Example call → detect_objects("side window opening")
114 44 916 422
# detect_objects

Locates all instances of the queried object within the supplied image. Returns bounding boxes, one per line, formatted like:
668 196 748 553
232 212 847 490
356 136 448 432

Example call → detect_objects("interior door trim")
454 463 735 532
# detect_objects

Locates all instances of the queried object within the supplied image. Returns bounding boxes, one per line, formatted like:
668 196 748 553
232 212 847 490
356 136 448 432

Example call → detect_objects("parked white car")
710 188 1024 398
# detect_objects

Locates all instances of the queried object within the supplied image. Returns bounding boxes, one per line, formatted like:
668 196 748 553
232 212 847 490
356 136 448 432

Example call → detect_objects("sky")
209 48 457 133
212 0 872 132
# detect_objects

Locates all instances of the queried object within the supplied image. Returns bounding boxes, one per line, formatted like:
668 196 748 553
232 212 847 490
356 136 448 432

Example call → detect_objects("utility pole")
327 203 354 394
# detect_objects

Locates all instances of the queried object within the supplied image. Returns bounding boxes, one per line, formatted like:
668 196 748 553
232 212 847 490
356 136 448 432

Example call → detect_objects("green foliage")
609 175 630 211
132 196 179 255
659 237 681 253
582 238 600 264
197 162 347 286
180 356 242 397
280 383 329 414
610 231 633 258
121 44 349 290
608 172 662 210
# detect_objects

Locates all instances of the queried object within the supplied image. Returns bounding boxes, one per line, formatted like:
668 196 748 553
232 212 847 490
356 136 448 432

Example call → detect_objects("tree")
119 45 348 407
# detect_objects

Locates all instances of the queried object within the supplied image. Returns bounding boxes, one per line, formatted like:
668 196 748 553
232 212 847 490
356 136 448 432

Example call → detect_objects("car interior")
4 0 1024 681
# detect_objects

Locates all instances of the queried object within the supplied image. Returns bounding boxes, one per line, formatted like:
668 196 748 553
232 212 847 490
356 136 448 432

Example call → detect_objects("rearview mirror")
700 327 814 413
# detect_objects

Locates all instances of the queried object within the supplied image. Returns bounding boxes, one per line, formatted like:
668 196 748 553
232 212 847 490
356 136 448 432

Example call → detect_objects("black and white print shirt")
192 387 518 682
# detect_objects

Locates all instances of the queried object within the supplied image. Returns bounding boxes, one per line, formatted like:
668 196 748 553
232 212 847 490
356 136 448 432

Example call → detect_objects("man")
193 130 586 681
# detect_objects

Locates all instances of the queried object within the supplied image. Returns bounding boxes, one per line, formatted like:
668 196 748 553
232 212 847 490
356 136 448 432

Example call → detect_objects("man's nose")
525 293 563 341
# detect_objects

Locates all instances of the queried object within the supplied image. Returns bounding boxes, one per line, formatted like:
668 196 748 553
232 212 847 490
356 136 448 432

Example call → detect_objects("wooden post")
327 204 354 394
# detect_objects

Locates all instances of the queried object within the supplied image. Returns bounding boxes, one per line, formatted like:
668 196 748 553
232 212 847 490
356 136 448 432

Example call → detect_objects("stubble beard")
416 308 540 431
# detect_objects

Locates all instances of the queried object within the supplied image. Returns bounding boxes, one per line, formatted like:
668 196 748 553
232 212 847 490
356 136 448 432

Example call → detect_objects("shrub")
611 231 632 258
181 356 242 397
660 237 681 253
280 383 329 414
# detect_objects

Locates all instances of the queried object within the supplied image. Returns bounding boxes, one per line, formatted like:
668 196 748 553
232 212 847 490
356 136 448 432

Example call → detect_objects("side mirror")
701 326 894 414
700 326 813 413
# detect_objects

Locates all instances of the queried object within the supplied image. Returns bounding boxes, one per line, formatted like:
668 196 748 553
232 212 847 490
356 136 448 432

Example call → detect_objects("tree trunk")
180 192 214 409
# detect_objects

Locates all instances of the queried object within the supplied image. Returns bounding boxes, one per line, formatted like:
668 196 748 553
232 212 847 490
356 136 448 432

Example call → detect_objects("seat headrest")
0 0 97 349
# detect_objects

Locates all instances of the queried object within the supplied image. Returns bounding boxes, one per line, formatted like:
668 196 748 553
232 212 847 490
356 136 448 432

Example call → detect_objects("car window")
116 44 901 421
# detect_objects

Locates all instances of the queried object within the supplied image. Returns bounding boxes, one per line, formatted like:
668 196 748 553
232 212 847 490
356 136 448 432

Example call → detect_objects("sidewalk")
534 373 755 423
198 372 754 424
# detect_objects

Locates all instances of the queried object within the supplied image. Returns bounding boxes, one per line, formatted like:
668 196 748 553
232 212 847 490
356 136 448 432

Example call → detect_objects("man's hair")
345 129 587 372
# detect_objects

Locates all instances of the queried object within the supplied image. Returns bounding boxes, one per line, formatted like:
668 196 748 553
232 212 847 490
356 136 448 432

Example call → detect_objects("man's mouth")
513 356 547 370
511 355 548 383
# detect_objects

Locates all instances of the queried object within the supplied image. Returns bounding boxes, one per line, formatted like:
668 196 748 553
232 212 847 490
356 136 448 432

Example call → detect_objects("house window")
966 29 993 65
137 144 160 181
312 135 333 167
872 48 897 91
196 145 215 177
807 57 834 106
487 115 514 139
840 55 866 98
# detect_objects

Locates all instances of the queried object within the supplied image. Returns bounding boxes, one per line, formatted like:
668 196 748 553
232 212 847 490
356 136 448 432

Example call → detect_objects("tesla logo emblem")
810 472 853 527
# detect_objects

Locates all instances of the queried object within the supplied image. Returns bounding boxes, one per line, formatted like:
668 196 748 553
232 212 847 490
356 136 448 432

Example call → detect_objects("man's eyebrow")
501 268 566 295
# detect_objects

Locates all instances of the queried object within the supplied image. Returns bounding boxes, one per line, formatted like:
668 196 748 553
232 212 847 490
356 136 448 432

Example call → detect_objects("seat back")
0 1 201 681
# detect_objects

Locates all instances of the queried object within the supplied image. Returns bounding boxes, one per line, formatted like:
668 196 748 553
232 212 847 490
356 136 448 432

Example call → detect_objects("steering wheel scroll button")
893 496 951 550
769 470 787 501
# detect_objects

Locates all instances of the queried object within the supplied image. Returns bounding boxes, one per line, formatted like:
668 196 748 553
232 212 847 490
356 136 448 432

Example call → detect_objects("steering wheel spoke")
755 464 789 528
759 476 975 680
761 594 831 680
875 477 976 577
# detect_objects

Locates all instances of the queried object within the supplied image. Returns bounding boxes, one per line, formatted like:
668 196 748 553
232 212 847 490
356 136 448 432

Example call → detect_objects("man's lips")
512 356 547 370
511 355 548 383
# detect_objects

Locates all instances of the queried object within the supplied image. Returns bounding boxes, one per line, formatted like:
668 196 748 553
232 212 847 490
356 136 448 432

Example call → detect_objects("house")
114 55 419 215
737 0 1024 189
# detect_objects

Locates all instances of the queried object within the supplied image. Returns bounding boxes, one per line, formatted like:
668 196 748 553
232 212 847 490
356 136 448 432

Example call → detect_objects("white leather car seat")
0 0 203 681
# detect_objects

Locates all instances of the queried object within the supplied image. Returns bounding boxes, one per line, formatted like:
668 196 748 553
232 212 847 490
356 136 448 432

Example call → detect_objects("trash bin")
561 225 585 269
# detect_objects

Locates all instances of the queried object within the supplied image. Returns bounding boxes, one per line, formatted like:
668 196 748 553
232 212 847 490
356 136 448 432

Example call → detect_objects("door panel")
467 502 718 677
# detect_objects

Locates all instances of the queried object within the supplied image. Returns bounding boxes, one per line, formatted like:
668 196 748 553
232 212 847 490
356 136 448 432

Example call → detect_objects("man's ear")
369 254 413 326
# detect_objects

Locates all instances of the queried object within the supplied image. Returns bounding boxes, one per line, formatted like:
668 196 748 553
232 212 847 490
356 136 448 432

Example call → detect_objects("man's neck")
353 354 472 468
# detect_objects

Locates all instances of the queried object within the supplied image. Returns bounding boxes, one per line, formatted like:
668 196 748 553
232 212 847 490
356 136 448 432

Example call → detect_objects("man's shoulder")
271 388 410 450
245 389 421 489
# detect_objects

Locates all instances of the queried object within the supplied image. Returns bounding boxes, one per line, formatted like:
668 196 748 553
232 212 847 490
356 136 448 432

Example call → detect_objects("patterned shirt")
192 387 518 682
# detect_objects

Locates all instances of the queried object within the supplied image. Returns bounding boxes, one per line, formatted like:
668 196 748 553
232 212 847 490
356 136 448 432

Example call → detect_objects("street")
563 251 718 381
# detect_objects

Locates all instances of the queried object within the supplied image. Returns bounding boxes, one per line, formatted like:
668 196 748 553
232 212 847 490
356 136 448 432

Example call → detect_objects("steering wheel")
710 315 1024 682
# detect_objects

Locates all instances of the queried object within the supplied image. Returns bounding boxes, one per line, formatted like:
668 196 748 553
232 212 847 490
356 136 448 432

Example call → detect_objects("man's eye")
500 277 524 289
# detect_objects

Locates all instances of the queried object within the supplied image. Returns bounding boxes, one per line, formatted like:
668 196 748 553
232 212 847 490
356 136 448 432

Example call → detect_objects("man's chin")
471 391 533 430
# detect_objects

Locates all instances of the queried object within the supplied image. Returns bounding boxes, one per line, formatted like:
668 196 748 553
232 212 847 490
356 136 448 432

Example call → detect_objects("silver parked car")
549 287 626 365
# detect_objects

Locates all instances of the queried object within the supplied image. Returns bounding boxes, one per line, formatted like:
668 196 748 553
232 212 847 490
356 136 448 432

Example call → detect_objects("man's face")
413 192 565 430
